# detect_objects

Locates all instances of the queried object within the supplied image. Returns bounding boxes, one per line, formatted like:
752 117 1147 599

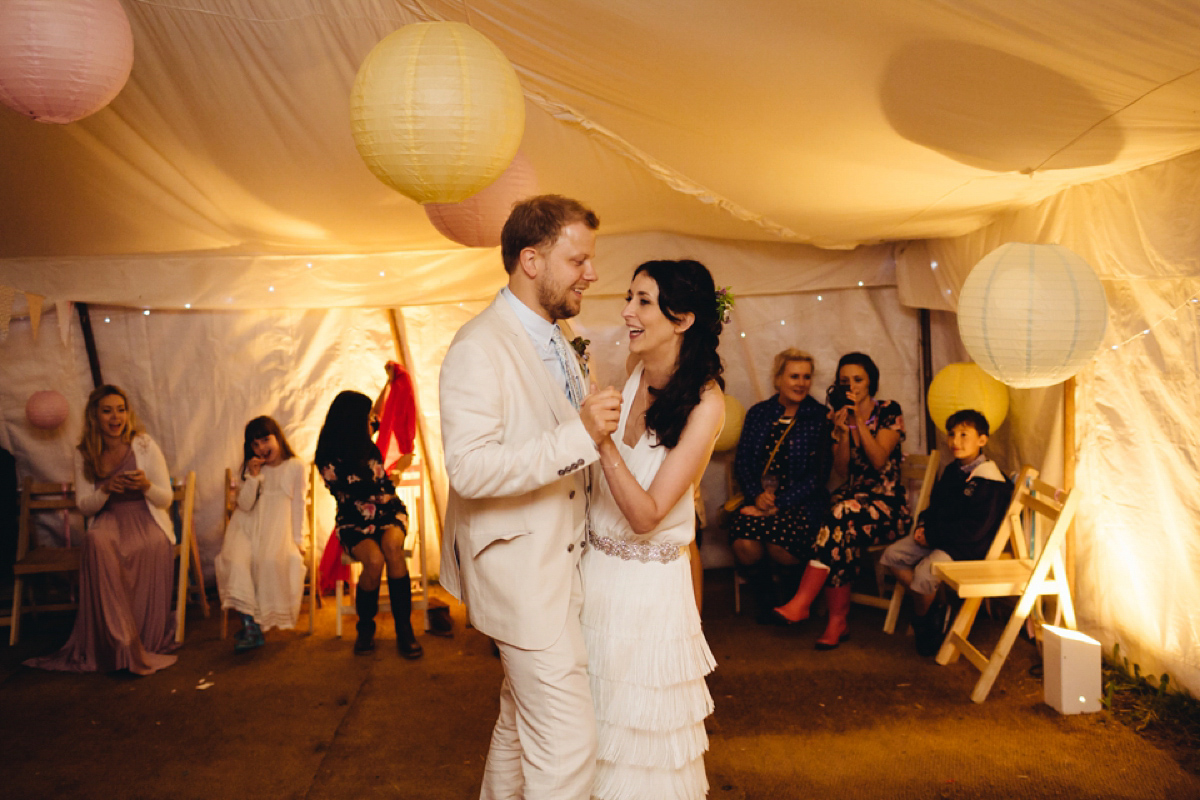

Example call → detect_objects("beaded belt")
587 531 685 564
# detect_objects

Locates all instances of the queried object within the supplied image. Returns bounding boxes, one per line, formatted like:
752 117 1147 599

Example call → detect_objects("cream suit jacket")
439 293 597 650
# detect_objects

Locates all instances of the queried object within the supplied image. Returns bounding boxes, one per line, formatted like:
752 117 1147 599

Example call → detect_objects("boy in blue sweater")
881 409 1012 656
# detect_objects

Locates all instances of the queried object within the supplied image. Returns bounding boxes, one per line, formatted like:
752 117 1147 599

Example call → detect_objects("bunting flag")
0 285 14 341
55 300 73 346
27 292 44 341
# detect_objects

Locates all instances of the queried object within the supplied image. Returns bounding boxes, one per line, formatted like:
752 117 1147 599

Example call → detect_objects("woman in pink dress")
26 385 178 675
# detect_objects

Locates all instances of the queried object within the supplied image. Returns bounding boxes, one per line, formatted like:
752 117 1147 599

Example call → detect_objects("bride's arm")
597 384 725 535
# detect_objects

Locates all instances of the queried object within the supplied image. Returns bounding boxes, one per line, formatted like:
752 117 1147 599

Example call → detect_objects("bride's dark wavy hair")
636 259 725 450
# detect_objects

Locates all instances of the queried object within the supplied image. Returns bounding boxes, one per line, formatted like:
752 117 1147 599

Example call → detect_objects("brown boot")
815 585 852 650
771 563 829 624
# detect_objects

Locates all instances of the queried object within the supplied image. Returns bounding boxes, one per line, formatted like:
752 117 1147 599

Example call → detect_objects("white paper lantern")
350 22 525 204
425 151 539 247
0 0 134 124
957 243 1108 388
927 362 1009 433
26 390 69 430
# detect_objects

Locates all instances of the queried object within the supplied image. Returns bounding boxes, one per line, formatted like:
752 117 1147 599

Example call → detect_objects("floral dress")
810 399 910 587
316 455 408 554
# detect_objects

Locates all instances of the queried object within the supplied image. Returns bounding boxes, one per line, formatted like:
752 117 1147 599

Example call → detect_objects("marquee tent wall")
1 1 1198 694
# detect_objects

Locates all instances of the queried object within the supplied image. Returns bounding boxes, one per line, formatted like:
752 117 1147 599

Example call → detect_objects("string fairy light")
1103 288 1200 355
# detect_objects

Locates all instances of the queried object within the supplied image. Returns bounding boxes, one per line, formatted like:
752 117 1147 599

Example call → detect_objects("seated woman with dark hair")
316 390 421 659
772 351 910 649
729 349 832 623
27 385 177 675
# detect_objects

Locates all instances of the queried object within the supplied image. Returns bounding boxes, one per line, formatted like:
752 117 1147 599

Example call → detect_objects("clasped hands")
739 490 777 517
104 469 150 494
580 383 623 444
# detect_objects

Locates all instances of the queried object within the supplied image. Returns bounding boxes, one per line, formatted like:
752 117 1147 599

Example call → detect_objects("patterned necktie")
551 326 584 411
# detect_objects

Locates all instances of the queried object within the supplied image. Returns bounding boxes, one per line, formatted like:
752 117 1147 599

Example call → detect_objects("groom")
439 195 622 799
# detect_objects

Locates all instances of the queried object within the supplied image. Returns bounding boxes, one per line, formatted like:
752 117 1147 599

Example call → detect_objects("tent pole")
1064 376 1076 598
919 308 934 453
387 309 443 540
76 303 104 388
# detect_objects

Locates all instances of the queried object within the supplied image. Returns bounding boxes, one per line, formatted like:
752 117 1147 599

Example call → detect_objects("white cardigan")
73 433 176 544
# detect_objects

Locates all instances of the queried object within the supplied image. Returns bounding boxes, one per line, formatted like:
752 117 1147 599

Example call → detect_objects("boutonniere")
570 336 591 379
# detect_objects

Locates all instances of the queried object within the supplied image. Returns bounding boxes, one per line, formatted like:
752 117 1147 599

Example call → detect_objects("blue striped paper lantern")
957 243 1108 388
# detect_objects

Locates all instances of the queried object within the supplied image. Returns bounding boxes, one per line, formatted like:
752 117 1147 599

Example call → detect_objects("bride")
582 259 726 800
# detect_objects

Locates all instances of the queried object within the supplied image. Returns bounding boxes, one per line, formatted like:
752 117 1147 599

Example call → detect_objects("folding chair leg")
8 576 23 646
335 578 343 638
970 599 1035 703
175 546 190 646
883 583 905 634
936 597 981 665
190 533 209 618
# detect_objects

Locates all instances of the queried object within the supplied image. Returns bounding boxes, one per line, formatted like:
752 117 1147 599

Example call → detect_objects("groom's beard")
537 276 582 321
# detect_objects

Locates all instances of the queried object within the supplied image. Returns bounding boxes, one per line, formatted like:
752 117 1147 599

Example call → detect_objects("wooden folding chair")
6 473 205 646
851 451 940 615
933 468 1080 703
5 479 82 645
334 459 429 637
172 471 208 644
218 466 320 638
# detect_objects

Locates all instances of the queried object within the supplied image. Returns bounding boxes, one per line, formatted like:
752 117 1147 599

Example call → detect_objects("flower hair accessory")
715 286 735 324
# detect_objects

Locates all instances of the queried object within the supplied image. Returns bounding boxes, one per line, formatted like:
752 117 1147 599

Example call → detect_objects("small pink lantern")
26 390 69 430
0 0 135 124
425 151 539 248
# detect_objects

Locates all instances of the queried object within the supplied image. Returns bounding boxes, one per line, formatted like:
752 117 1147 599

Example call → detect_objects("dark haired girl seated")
316 390 421 659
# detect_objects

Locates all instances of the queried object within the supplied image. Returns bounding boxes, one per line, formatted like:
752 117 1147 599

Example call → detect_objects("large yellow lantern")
927 363 1008 434
714 394 745 453
350 22 525 204
956 243 1108 388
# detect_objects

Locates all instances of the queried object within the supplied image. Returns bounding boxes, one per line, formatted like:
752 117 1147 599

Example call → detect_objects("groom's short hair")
501 195 599 274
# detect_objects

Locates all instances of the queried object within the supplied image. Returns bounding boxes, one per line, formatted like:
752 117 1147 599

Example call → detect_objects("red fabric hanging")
376 360 417 471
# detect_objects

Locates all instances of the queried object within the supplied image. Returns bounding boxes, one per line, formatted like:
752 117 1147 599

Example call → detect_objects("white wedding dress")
582 363 716 800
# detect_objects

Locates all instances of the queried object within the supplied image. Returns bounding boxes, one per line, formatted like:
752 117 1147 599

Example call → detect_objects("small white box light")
1043 625 1102 715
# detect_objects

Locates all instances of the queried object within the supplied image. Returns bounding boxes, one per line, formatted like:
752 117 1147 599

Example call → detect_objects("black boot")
388 577 423 660
354 587 379 655
737 560 778 625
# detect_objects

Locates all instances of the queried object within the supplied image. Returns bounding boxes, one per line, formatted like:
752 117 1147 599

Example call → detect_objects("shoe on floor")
353 630 376 655
397 636 424 660
233 627 264 653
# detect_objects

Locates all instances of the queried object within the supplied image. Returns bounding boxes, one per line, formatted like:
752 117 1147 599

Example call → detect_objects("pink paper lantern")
26 390 69 430
424 151 539 247
0 0 134 124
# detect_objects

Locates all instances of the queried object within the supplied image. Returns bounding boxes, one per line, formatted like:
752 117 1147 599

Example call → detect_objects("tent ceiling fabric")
2 0 1199 304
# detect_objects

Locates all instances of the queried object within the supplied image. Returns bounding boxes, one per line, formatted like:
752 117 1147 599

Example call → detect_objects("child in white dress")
215 416 307 652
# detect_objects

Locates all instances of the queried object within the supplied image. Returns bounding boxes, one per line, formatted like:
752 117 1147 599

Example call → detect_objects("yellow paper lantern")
714 394 745 453
927 363 1009 434
957 243 1108 388
350 22 525 204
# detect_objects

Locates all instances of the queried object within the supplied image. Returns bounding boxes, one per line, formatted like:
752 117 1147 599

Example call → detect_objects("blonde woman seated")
27 385 178 675
728 350 832 623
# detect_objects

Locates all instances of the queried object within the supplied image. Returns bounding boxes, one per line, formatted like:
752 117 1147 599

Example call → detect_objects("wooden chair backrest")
900 451 940 537
982 465 1051 562
16 479 81 562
